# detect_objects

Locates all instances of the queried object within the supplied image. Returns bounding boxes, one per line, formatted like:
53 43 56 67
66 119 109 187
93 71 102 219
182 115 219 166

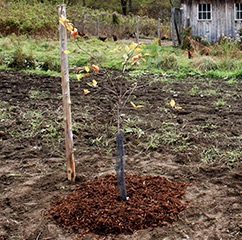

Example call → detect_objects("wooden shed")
176 0 242 43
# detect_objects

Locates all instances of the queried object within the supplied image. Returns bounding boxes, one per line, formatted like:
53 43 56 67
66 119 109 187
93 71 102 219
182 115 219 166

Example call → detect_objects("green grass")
1 34 242 80
0 1 242 79
201 146 242 167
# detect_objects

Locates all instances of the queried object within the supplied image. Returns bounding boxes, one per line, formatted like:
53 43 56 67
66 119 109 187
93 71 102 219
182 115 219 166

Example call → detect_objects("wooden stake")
58 5 76 182
157 18 161 46
135 17 139 44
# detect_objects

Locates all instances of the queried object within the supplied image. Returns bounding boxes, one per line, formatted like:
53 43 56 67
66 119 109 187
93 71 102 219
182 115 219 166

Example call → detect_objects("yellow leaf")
130 101 144 109
152 38 160 44
125 45 130 52
65 23 74 31
59 20 66 27
59 15 69 27
84 66 90 73
59 15 70 23
63 50 70 54
170 99 176 108
130 101 136 108
59 16 74 31
134 47 142 53
116 46 121 52
86 79 98 87
141 58 146 62
123 53 128 60
76 74 84 81
175 106 183 110
111 45 121 53
130 42 138 49
92 79 98 87
136 105 144 108
83 89 90 95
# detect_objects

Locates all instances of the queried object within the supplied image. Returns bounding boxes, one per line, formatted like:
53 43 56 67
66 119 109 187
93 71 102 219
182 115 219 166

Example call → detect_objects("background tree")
169 0 181 7
128 0 132 13
120 0 128 15
7 0 174 19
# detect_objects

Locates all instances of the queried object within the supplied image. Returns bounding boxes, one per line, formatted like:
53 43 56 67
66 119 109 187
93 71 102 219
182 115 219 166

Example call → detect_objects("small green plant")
201 146 220 163
214 99 226 108
0 100 11 121
90 136 103 146
201 146 241 167
223 150 241 167
189 85 199 95
202 89 217 96
145 133 161 150
123 125 145 139
226 78 237 85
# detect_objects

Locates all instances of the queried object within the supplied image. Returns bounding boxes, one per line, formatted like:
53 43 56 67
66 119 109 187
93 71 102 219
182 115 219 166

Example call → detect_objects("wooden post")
135 17 139 43
157 18 161 46
58 5 76 182
171 7 181 46
97 15 100 37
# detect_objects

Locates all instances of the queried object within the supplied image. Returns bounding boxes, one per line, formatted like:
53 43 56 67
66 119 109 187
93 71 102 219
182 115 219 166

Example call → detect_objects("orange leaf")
83 89 90 95
132 56 138 61
132 53 142 61
71 28 78 37
92 64 100 72
137 53 142 59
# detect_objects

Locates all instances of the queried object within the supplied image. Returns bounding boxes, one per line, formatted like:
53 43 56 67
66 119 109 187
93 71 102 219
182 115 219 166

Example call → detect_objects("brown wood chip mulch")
49 174 188 236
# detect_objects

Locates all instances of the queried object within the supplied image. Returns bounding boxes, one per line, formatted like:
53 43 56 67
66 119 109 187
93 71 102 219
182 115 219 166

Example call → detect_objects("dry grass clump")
193 56 218 72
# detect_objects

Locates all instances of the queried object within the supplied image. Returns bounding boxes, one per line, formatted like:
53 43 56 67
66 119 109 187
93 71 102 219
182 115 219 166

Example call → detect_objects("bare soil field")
0 69 241 240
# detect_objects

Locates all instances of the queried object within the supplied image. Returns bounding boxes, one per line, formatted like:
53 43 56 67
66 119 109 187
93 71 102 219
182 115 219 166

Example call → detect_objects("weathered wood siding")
181 0 242 43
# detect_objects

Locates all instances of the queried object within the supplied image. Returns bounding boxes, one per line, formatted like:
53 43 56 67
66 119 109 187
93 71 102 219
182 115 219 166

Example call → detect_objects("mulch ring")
49 174 189 236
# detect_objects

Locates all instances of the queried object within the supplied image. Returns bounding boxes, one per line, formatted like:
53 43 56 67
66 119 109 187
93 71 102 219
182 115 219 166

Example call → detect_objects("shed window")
235 3 242 20
198 4 212 20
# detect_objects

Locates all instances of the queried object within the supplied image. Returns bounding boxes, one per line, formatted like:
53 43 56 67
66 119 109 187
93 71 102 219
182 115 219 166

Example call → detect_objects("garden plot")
0 69 241 239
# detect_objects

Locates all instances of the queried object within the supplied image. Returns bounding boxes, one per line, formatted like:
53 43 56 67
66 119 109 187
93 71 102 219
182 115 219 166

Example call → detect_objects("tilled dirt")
0 69 241 240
